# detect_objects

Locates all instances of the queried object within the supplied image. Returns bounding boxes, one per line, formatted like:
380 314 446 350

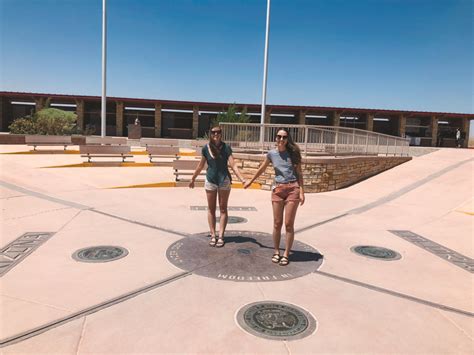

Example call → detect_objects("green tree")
212 104 250 126
8 115 38 134
35 108 77 135
209 104 252 141
8 108 78 135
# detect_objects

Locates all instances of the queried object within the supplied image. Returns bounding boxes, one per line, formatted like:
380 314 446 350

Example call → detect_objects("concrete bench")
191 140 207 149
85 137 128 145
146 146 180 163
172 159 206 182
25 135 73 150
140 138 180 147
189 140 207 157
80 145 133 163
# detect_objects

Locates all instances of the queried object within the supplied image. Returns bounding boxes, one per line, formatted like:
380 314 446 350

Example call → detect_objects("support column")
75 99 85 133
240 105 248 116
154 103 162 138
462 118 470 148
0 97 4 131
192 105 199 139
35 97 45 112
366 113 374 131
298 110 306 125
331 111 340 126
431 116 438 147
264 108 271 123
398 115 406 137
115 101 124 137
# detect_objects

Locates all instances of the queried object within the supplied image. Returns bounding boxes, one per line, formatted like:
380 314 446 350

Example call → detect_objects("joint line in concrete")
314 270 474 318
0 271 192 348
0 180 91 210
90 209 190 238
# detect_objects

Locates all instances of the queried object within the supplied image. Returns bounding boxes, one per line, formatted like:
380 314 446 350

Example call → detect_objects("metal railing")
220 123 410 156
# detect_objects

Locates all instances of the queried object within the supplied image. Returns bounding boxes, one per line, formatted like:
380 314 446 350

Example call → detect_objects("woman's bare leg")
272 201 285 255
217 188 231 239
283 201 299 258
206 190 218 237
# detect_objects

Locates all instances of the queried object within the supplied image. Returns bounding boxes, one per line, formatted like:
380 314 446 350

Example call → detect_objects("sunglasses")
210 130 222 135
276 134 288 140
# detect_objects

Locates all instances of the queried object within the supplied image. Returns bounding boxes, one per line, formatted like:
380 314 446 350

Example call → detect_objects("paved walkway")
0 145 473 354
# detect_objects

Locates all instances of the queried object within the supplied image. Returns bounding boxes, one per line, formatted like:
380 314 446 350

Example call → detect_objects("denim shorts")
205 176 231 191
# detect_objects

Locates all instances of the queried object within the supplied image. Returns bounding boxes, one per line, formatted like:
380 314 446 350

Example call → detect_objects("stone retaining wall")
232 153 411 193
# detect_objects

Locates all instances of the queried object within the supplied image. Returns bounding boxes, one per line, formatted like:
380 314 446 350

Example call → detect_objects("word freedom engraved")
236 301 317 340
167 231 323 282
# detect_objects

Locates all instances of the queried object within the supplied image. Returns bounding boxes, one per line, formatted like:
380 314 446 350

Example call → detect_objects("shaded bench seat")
140 138 180 147
25 135 73 150
80 145 133 163
85 136 128 145
146 146 180 163
190 140 207 149
172 159 206 182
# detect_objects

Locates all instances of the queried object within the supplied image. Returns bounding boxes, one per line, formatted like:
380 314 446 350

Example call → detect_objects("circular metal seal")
72 246 129 263
217 216 247 224
236 301 317 341
166 231 323 282
351 245 401 261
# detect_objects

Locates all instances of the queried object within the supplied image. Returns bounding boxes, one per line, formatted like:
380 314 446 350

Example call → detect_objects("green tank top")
202 143 233 185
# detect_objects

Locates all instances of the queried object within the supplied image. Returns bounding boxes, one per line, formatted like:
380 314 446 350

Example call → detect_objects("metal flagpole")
260 0 271 150
101 0 107 137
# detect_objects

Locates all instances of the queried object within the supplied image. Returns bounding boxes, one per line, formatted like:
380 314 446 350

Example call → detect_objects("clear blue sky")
1 0 472 113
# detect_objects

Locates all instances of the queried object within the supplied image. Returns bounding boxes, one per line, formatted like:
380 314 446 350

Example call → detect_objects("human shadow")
288 249 324 263
224 235 324 263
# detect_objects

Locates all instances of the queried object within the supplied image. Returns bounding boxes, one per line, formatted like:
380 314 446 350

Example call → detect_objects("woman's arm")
228 155 246 183
189 156 206 188
295 163 305 205
243 157 270 189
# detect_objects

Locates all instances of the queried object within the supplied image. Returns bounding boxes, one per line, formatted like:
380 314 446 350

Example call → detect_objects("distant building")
1 91 472 147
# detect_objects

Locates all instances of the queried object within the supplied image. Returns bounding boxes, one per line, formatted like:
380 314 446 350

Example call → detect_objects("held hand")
243 180 252 189
189 180 195 189
299 191 305 206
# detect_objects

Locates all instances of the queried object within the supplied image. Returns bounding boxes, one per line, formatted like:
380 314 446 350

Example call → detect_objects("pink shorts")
271 181 300 203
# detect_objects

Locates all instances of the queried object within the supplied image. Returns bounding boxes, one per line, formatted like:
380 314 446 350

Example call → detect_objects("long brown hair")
279 128 301 165
208 125 225 159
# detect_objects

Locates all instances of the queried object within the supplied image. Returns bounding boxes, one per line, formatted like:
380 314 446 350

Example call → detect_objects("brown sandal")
272 254 281 263
279 256 289 266
215 238 225 248
209 237 217 247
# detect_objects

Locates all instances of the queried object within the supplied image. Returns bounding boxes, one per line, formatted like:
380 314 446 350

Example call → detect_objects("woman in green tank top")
189 125 247 247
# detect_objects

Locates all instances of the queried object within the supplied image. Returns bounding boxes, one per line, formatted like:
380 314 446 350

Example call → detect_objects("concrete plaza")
0 144 473 354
